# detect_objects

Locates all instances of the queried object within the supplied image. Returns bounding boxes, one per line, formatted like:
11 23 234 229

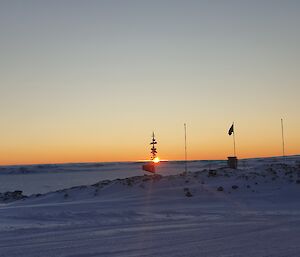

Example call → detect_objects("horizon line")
0 154 299 167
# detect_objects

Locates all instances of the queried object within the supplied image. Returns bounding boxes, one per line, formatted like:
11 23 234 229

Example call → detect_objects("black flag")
228 124 234 135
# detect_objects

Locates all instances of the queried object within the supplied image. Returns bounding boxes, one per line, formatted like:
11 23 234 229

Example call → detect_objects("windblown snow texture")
0 156 300 257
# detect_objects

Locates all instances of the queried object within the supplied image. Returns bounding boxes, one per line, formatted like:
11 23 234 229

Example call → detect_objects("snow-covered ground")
0 160 226 195
0 156 300 257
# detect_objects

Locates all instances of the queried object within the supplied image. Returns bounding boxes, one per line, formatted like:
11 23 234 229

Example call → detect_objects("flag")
228 124 234 136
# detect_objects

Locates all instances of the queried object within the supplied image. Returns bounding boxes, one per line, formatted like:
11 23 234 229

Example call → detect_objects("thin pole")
233 122 236 156
281 118 285 157
184 123 187 173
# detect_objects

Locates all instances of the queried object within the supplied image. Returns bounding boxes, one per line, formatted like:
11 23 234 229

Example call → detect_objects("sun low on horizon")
152 157 160 164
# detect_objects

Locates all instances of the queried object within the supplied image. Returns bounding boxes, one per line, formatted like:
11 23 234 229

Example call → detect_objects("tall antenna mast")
184 123 187 173
233 122 236 156
281 118 285 157
142 132 158 173
150 132 157 161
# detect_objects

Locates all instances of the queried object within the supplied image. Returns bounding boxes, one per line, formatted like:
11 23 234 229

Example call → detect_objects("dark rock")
217 186 224 191
126 179 132 186
208 170 217 177
184 188 193 197
101 180 111 185
185 191 193 197
0 190 27 202
232 185 239 190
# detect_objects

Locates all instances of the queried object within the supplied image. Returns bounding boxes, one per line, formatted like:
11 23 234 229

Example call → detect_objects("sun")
152 157 160 163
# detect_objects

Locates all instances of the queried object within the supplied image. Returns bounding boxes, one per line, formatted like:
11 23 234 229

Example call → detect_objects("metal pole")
281 118 285 157
233 122 236 156
184 123 187 173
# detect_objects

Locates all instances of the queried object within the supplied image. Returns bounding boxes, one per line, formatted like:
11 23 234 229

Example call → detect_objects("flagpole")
233 122 236 156
184 123 187 173
281 118 285 157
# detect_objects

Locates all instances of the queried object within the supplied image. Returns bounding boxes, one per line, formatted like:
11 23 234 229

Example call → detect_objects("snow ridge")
1 157 300 257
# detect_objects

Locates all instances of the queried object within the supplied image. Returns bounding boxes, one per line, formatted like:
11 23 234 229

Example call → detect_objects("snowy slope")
0 160 226 195
0 156 300 257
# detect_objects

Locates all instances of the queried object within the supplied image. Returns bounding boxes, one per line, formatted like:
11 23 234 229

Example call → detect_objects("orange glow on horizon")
0 134 299 166
0 152 300 166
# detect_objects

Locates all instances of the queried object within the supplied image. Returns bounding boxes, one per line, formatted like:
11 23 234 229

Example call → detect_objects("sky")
0 0 299 165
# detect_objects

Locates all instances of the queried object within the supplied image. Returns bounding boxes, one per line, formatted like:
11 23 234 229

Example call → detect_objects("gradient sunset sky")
0 1 299 165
